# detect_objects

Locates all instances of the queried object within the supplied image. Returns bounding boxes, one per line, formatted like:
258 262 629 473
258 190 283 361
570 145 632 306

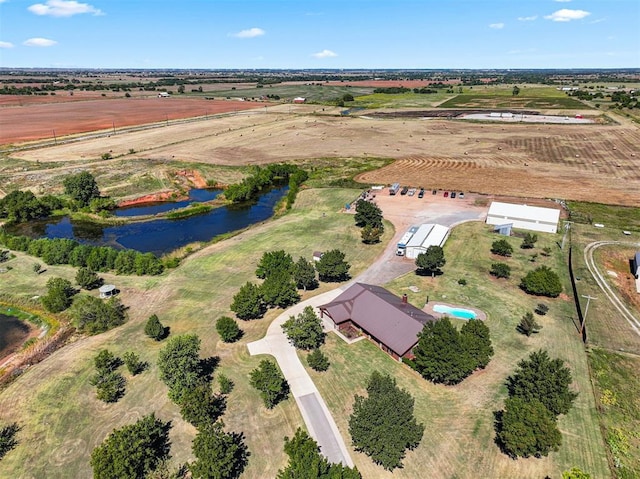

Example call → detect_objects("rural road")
583 241 640 337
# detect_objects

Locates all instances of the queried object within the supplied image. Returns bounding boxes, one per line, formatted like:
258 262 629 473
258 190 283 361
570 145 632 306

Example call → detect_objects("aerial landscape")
1 1 639 478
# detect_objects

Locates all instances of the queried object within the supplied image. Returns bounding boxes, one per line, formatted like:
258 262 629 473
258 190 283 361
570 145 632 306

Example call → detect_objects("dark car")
418 188 425 198
432 189 437 195
400 186 409 195
451 192 457 199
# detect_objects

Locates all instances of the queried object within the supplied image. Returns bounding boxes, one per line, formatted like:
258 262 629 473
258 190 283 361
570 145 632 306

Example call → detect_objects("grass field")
567 201 640 232
0 188 391 478
439 93 588 110
305 221 609 478
352 91 454 109
193 84 374 103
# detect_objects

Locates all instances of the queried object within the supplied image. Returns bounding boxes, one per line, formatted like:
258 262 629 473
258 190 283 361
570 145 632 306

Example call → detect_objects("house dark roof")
319 283 436 357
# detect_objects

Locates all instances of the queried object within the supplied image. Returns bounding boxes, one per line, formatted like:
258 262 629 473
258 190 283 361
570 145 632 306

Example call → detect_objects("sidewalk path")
247 287 353 467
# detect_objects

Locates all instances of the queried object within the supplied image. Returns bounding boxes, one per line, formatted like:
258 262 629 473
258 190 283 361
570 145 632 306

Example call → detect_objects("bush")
517 312 542 337
71 296 126 334
123 351 147 375
218 373 234 394
249 359 289 409
0 422 21 461
520 266 562 297
216 316 242 343
491 239 513 257
76 267 102 290
41 277 76 313
91 370 126 403
521 233 538 249
535 303 549 315
490 262 511 279
307 349 330 372
144 314 166 340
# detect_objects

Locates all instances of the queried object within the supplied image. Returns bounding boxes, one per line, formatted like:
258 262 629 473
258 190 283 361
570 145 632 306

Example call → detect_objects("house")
633 252 640 279
486 201 561 234
319 283 436 360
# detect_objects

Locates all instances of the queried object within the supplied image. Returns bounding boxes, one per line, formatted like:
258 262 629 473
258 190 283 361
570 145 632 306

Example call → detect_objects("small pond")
0 313 31 360
10 186 288 256
115 188 222 217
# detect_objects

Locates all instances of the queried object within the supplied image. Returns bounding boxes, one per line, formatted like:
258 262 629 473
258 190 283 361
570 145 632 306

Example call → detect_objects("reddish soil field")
0 97 264 144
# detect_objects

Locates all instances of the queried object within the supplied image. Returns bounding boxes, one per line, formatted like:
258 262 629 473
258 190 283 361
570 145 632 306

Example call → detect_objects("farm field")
0 188 391 478
439 93 588 110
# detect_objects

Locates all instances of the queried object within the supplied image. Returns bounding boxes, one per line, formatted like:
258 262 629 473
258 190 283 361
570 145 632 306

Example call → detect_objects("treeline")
0 232 164 275
373 87 411 94
223 164 308 206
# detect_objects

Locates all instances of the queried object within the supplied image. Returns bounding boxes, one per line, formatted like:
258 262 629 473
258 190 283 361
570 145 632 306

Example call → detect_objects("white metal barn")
486 202 561 234
405 224 451 259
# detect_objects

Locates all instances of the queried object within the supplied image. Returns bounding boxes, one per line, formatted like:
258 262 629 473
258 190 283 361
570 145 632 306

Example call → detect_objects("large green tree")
230 282 266 320
41 277 76 313
496 396 561 458
348 371 424 471
415 245 446 275
90 413 171 479
281 306 325 350
63 171 100 207
460 319 494 369
256 250 294 279
294 256 318 291
70 295 126 334
354 199 383 228
413 317 474 385
249 359 290 409
76 267 102 290
216 316 242 343
157 334 203 403
277 428 361 479
260 272 300 308
316 249 350 282
507 349 578 416
520 266 563 298
0 190 51 223
190 422 250 479
178 383 226 429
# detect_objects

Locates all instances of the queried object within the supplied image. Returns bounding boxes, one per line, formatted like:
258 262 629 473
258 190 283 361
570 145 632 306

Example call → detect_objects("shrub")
71 296 126 334
535 303 549 315
307 349 330 372
457 278 467 286
218 373 234 394
491 239 513 257
490 262 511 279
517 312 542 337
521 233 538 249
249 359 289 409
144 314 166 340
216 316 242 343
520 266 562 297
91 370 126 403
76 267 102 290
41 277 76 313
123 351 147 375
0 422 21 460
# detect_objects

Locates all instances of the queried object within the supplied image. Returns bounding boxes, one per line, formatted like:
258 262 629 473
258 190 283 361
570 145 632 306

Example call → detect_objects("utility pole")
112 121 116 135
52 129 57 145
580 294 597 334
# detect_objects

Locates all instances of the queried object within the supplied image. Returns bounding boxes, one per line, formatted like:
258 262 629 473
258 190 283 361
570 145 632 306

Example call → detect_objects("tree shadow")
200 355 221 382
160 326 171 340
415 269 443 277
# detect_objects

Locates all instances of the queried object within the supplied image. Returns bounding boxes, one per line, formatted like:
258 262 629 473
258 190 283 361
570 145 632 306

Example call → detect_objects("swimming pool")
433 304 477 320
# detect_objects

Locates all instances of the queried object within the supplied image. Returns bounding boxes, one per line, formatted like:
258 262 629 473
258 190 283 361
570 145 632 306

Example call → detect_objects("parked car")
400 186 409 195
408 188 416 196
443 191 449 197
418 188 425 198
432 189 437 195
458 192 465 199
451 192 456 199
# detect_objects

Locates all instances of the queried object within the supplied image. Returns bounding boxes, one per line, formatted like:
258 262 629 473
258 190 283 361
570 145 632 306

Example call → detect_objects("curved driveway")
584 241 640 337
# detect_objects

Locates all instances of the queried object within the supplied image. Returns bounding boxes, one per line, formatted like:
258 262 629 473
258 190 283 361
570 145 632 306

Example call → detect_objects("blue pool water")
433 304 477 320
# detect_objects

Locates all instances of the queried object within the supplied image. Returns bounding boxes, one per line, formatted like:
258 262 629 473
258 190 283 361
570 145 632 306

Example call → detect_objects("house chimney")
402 294 408 304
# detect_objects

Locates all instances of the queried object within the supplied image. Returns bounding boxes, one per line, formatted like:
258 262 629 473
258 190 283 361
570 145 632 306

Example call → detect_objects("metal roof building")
405 224 451 259
486 202 561 234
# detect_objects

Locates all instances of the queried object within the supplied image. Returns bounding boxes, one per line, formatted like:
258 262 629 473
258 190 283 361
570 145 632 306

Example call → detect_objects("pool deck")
423 301 487 321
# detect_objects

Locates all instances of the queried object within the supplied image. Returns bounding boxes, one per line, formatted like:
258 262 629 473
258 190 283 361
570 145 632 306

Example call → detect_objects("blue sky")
0 0 638 69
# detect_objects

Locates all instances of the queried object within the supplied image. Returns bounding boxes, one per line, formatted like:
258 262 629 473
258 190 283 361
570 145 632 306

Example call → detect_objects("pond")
115 188 222 217
0 313 31 360
11 186 288 256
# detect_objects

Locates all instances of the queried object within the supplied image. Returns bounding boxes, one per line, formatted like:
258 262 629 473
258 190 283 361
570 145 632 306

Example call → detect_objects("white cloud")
23 37 57 47
28 0 103 17
517 15 538 21
230 27 265 38
0 41 14 48
544 9 591 22
590 17 606 24
489 23 504 29
0 0 8 3
312 49 337 58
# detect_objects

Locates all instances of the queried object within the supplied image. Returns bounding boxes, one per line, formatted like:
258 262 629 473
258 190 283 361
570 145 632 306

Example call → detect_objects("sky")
0 0 638 69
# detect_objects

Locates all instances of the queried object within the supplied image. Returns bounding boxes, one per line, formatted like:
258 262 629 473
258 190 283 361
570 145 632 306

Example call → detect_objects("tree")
348 371 424 471
460 320 494 369
41 277 76 313
490 262 511 279
521 233 538 249
218 374 234 395
361 224 384 244
512 85 521 96
307 348 330 372
158 334 203 403
178 383 226 429
354 199 383 228
94 349 120 373
293 256 318 291
70 295 126 334
277 428 361 479
496 396 561 458
281 306 325 350
491 239 513 257
517 312 542 337
123 351 147 375
0 190 51 222
190 422 250 479
90 413 171 479
342 93 355 102
145 314 166 341
520 266 562 297
507 350 578 416
249 359 290 409
216 316 242 343
230 282 266 320
91 370 126 403
256 250 294 279
177 85 185 94
415 246 446 275
0 422 20 461
33 263 41 274
260 272 300 308
535 303 549 316
316 249 350 282
63 171 100 207
76 267 102 290
413 317 474 385
563 467 591 479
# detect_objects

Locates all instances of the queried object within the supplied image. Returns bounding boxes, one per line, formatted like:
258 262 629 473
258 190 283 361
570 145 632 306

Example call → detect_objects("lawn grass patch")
439 90 588 109
567 201 640 232
353 92 453 109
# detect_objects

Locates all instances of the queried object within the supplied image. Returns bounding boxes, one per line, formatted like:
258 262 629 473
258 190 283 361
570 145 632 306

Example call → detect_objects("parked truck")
396 225 419 256
389 183 400 195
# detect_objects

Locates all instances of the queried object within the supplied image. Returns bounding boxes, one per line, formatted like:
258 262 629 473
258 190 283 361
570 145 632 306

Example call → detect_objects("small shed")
493 223 513 236
99 284 116 299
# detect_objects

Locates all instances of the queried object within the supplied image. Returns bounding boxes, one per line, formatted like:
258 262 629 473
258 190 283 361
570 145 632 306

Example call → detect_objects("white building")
486 202 561 234
405 224 450 259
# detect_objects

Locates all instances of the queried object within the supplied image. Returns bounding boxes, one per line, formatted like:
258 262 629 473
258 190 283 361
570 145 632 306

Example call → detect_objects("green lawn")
439 93 588 109
352 91 454 109
567 202 640 232
307 222 609 478
191 84 374 103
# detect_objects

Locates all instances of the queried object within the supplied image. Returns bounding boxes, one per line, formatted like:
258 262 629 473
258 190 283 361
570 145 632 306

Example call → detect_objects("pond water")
115 188 222 217
11 186 288 256
0 313 31 360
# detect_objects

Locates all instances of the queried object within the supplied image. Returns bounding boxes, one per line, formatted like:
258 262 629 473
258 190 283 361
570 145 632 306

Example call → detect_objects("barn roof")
319 283 435 357
487 202 560 224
